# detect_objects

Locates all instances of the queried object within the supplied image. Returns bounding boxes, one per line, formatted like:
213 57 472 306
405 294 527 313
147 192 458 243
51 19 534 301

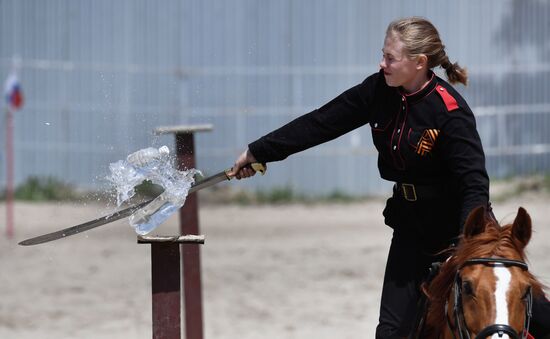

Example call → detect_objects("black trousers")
375 229 444 338
376 193 459 338
375 224 550 338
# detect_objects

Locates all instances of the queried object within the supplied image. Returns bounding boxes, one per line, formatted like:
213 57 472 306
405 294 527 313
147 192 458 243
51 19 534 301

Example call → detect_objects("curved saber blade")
18 170 230 246
18 197 156 246
18 163 265 246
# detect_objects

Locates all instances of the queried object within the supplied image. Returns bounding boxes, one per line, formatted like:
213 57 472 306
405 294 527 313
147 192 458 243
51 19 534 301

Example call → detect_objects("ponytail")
441 56 468 86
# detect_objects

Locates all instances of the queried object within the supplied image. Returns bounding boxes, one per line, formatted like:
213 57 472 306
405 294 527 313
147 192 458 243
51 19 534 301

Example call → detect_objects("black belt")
394 183 442 202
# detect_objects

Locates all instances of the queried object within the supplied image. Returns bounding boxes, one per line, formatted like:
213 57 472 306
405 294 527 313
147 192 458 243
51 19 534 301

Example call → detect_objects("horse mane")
422 217 546 337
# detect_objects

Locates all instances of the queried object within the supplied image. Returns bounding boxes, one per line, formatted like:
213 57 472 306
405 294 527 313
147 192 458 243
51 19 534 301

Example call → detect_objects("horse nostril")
491 331 510 339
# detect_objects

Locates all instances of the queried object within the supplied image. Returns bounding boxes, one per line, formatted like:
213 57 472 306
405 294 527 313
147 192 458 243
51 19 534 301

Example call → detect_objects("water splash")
106 146 200 233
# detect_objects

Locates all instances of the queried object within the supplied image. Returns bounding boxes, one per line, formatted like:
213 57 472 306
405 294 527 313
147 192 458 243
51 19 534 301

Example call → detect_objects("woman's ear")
416 54 428 70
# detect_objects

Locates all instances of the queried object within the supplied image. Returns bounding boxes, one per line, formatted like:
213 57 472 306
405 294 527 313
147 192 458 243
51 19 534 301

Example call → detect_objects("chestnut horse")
416 206 544 339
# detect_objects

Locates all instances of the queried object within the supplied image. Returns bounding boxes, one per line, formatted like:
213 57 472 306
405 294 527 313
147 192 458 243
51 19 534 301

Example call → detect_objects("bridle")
446 258 533 339
445 258 533 339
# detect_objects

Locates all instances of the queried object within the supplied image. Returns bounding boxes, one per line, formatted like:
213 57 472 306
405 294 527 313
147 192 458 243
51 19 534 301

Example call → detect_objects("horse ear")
511 207 532 248
463 206 488 239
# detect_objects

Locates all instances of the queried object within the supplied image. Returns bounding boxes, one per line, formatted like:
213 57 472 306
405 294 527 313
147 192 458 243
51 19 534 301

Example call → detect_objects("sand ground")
0 190 549 338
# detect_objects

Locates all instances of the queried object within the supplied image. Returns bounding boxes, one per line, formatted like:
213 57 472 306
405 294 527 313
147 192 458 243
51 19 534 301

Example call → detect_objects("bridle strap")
522 286 533 339
449 257 531 339
460 258 529 271
476 324 521 339
445 299 460 339
444 277 470 339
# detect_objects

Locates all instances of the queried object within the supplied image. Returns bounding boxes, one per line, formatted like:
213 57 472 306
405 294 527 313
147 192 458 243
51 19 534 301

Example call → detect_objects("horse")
415 206 545 339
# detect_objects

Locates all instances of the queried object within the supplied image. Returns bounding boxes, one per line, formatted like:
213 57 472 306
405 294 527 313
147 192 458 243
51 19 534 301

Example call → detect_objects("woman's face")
380 33 423 91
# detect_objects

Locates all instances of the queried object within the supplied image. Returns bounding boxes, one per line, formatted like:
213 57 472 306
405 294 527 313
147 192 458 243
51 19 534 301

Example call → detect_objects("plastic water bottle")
129 191 183 235
127 145 169 168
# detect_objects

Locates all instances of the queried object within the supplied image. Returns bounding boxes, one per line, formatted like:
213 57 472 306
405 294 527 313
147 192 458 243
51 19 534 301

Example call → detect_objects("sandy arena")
1 189 549 338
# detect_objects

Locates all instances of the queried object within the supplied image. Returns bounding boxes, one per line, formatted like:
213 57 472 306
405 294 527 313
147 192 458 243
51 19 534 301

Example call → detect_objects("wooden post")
138 235 205 339
153 124 212 339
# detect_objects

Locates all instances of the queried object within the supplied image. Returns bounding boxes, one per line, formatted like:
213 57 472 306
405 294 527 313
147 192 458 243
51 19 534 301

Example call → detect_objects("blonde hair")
386 17 468 86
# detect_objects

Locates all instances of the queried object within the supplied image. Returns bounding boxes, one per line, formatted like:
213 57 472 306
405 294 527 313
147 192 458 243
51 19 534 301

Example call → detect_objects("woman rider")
229 17 550 338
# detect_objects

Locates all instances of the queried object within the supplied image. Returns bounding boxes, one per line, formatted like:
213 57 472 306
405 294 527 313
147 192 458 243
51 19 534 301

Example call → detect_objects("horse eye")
462 281 474 296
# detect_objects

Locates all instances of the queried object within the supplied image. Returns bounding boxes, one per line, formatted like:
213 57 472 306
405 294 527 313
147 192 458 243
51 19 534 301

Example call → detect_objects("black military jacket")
249 70 489 234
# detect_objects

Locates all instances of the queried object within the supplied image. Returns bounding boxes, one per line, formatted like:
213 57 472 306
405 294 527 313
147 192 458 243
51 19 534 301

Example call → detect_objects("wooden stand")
150 124 213 339
138 235 205 339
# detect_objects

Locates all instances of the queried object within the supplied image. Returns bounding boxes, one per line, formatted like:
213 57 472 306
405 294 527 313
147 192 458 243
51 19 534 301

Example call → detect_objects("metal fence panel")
1 0 549 196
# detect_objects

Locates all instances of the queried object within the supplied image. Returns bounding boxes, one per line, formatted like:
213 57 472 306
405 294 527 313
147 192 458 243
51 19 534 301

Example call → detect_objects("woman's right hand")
228 149 259 179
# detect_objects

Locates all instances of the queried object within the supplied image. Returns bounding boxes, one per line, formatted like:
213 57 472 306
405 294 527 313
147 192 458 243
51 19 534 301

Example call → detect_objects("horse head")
423 206 544 339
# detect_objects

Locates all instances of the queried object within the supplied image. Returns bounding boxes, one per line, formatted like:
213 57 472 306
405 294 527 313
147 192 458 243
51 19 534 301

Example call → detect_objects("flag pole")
5 105 14 239
4 58 23 239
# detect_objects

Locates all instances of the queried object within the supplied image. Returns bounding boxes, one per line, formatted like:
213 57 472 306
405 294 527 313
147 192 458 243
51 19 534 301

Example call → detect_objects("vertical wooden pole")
151 243 181 339
5 107 14 239
151 124 212 339
139 235 205 339
175 132 203 339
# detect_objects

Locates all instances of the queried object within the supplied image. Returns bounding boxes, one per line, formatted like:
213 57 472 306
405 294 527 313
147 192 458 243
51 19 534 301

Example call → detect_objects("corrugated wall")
1 0 549 196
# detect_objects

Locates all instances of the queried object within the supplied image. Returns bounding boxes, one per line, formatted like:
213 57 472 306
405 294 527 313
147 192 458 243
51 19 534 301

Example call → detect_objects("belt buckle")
401 183 417 202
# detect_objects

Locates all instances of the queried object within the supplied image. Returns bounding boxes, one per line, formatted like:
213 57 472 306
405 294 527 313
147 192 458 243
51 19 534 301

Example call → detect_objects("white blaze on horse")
420 206 544 339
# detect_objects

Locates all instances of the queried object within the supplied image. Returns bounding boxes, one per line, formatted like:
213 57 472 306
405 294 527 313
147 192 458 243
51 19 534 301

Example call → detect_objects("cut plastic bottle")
109 144 197 234
127 145 169 168
129 191 184 235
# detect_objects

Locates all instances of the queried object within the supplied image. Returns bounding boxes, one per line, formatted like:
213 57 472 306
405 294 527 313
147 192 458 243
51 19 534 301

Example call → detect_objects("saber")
19 163 265 246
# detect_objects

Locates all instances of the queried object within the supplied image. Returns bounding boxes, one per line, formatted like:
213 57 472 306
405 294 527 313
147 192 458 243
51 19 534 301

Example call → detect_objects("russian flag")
4 71 24 111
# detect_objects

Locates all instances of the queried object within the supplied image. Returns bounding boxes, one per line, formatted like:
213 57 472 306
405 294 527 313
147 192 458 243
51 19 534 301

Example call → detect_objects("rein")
445 257 533 339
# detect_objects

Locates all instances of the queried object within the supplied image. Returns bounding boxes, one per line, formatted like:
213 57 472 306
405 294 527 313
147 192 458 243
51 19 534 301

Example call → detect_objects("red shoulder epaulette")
435 84 459 111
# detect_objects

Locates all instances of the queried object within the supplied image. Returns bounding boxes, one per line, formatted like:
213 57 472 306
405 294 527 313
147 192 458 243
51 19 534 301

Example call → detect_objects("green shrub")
13 176 79 201
256 186 297 204
544 174 550 192
323 190 355 203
